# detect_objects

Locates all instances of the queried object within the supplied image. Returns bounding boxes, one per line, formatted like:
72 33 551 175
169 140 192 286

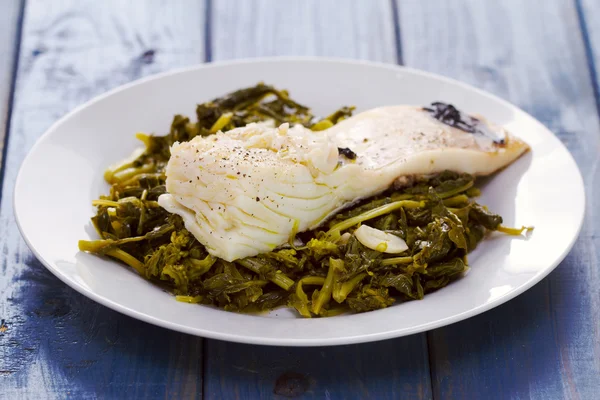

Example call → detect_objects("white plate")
14 58 585 346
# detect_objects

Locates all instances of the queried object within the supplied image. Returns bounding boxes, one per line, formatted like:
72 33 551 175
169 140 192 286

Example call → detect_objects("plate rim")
13 56 586 346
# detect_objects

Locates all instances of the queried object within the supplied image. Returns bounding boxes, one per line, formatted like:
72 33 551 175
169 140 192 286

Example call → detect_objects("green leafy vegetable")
79 83 528 318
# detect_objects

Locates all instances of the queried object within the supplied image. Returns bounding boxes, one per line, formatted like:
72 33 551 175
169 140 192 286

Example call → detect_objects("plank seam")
204 0 213 62
575 0 600 118
202 339 208 399
0 0 26 207
426 332 438 400
390 0 404 65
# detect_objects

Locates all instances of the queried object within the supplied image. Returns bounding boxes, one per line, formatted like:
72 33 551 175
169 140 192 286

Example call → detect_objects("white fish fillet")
158 105 529 261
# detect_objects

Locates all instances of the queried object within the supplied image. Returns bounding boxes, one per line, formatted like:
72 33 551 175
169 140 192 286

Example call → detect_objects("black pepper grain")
338 147 357 159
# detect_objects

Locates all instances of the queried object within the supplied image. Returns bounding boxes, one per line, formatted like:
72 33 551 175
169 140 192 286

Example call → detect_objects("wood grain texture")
205 340 431 400
5 1 598 399
397 0 600 399
579 0 600 106
211 0 398 62
0 0 23 167
205 1 431 399
0 1 206 398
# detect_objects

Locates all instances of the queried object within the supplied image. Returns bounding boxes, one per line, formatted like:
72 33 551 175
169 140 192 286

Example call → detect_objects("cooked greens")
79 84 529 317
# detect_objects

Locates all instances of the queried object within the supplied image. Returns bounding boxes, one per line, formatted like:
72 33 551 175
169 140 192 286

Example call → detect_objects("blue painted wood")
0 0 23 164
211 0 398 62
204 1 432 399
579 0 600 108
397 1 600 399
205 339 432 400
0 1 207 398
4 0 599 399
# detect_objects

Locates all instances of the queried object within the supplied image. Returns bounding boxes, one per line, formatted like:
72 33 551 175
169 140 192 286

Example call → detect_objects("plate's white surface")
14 58 584 346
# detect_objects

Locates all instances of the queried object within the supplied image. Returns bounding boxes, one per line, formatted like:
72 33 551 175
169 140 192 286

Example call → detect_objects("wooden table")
1 1 598 399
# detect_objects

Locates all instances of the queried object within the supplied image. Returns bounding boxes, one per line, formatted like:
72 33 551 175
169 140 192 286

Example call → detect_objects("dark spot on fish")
338 147 357 159
423 102 505 144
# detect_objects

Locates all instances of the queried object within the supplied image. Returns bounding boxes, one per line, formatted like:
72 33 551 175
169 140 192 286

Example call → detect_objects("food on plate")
79 84 531 317
159 104 527 262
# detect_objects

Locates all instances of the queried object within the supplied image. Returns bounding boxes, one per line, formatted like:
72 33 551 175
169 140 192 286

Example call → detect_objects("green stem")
237 259 295 291
497 225 534 235
120 173 165 187
381 256 414 266
311 258 340 315
209 112 233 133
92 199 120 208
78 224 174 253
438 181 474 199
390 193 416 201
320 306 348 317
270 272 295 291
333 272 367 303
326 200 425 236
105 248 145 275
103 148 144 183
466 187 481 197
311 120 334 131
442 194 469 207
109 163 156 184
176 295 203 304
295 276 326 318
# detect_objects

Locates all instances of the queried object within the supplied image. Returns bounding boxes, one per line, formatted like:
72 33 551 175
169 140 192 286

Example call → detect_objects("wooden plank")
579 0 600 105
205 1 432 400
0 0 23 167
211 0 398 61
397 0 600 399
205 340 431 400
0 1 206 398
